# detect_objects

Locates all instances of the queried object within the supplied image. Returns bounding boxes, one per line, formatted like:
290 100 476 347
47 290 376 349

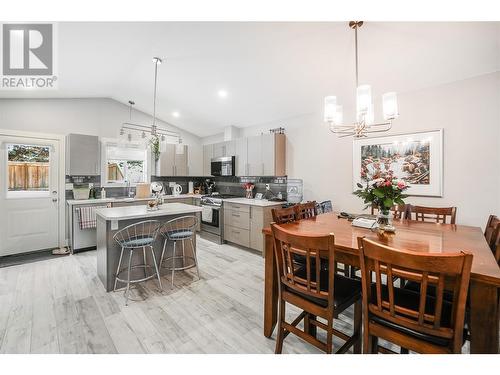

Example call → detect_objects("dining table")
262 212 500 354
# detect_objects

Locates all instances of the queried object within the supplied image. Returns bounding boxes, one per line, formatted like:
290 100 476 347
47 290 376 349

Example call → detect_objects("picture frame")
352 129 443 197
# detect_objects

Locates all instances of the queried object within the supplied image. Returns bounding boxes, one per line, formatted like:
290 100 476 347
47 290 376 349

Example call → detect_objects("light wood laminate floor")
0 236 473 354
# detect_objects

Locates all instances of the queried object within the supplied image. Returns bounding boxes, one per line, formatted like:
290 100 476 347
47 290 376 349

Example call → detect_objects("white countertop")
223 197 285 207
95 202 203 221
67 194 203 206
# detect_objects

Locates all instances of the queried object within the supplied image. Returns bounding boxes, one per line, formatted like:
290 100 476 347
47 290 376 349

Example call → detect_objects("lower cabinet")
223 202 281 254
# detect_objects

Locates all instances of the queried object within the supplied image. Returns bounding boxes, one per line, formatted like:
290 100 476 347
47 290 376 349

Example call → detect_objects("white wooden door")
0 136 60 256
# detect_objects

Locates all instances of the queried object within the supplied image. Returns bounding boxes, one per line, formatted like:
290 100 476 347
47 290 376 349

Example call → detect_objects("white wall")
206 73 500 228
0 98 204 175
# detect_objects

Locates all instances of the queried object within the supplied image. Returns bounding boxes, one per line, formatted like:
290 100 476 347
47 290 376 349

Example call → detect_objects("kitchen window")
104 144 149 185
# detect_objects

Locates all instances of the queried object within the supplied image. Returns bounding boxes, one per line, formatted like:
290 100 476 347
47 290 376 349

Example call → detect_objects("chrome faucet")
125 180 134 198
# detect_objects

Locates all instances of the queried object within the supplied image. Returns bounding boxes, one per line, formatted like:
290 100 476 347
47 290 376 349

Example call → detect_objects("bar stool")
159 216 200 288
113 220 162 305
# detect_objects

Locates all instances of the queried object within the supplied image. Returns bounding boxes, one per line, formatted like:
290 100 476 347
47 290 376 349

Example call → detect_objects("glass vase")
377 209 395 232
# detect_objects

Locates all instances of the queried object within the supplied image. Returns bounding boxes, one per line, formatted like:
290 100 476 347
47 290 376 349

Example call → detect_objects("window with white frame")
104 144 148 185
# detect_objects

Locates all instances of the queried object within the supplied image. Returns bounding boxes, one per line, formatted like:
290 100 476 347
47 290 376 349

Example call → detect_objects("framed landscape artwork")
353 129 443 197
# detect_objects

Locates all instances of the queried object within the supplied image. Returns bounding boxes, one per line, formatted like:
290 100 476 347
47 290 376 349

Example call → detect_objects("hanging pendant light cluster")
324 21 399 138
119 57 183 149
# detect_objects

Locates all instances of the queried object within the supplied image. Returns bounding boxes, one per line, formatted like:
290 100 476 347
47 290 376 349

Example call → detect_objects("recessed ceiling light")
172 111 180 118
218 89 228 98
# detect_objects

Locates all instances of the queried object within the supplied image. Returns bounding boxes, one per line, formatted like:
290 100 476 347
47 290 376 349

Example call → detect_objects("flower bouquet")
353 174 409 232
242 182 255 199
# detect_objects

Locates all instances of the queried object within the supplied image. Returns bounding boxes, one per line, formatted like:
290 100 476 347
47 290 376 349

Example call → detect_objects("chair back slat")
271 224 335 305
294 201 317 220
272 206 297 224
408 205 457 224
358 236 473 349
386 265 395 316
434 275 445 328
418 272 429 325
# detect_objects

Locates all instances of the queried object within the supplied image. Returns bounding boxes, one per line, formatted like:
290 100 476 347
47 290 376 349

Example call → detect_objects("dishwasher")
69 204 107 253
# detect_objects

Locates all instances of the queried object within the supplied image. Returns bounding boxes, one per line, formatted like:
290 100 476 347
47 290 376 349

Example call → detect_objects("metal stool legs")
113 245 163 306
160 237 201 289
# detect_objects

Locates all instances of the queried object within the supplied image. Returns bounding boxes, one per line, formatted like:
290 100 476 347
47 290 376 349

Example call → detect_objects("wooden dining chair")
357 237 473 354
271 224 362 354
271 206 297 224
371 204 408 220
294 201 317 220
407 205 457 224
484 215 500 264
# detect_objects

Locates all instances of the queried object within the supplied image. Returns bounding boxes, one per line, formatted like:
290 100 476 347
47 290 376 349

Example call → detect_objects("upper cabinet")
65 133 100 176
247 133 286 176
204 133 286 177
203 144 213 176
157 144 189 176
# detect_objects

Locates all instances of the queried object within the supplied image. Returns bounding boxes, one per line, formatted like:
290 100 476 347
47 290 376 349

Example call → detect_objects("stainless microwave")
211 156 236 176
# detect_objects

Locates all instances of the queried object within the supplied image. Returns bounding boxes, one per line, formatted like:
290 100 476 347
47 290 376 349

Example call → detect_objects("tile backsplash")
65 174 289 200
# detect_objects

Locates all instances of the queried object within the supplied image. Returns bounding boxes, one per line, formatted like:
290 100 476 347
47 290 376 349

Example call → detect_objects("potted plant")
353 174 409 231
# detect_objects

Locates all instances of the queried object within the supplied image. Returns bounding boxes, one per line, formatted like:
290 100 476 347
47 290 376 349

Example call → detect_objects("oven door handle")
201 205 221 210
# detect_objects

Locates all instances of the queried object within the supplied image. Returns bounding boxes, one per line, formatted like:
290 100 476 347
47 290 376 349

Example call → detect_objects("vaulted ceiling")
1 22 498 136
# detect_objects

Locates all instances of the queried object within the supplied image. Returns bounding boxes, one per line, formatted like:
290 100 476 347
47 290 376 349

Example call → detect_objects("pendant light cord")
354 25 359 88
152 58 160 136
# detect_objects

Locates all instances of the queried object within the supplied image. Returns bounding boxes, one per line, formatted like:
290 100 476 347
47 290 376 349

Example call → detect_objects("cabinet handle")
261 163 264 176
172 166 175 176
233 230 240 234
232 213 240 217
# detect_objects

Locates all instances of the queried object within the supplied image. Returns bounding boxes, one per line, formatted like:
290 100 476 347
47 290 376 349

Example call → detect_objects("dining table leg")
264 233 278 338
469 280 499 353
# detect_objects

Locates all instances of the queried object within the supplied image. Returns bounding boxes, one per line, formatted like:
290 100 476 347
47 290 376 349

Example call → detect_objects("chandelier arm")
364 124 393 134
122 123 180 137
368 121 392 127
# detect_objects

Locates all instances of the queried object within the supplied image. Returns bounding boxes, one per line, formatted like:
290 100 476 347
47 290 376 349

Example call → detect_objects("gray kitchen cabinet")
212 142 225 158
158 144 189 176
223 202 281 254
203 144 213 175
204 133 286 177
158 144 175 176
247 135 263 176
174 145 188 176
235 137 248 176
247 133 286 176
213 140 236 158
65 133 100 175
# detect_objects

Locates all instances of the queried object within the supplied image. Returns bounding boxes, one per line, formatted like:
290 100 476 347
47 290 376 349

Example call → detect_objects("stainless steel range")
200 193 237 244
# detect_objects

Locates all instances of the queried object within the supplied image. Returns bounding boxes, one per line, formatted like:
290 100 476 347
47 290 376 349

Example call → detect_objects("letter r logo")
3 24 53 75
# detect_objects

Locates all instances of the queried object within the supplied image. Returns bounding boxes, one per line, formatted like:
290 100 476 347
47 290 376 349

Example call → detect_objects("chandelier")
324 21 399 138
119 57 182 148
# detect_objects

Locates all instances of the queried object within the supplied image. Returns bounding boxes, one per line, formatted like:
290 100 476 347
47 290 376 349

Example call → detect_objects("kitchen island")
95 202 202 291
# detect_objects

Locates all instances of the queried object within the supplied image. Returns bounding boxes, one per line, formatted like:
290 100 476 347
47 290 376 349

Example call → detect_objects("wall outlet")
169 182 176 187
65 183 74 190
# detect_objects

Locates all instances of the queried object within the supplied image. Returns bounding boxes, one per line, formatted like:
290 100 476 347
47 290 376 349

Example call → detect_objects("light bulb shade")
383 92 399 120
356 84 372 117
323 96 337 123
333 105 343 126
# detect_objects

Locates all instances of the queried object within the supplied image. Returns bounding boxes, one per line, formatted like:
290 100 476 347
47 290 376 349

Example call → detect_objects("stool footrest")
162 255 197 271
